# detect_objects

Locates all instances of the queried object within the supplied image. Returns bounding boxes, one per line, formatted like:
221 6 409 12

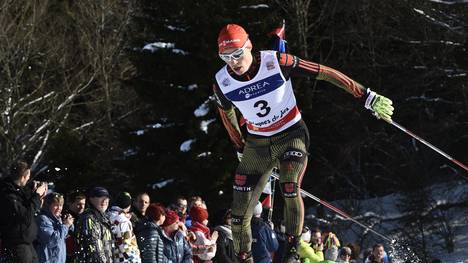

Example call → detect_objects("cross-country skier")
212 24 394 263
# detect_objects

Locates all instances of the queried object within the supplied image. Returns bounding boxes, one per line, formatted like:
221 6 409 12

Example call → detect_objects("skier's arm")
213 83 245 151
277 53 393 121
277 53 365 97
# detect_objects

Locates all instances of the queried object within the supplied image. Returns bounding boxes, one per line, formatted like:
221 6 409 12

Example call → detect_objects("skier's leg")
275 128 309 262
231 138 275 262
279 147 307 237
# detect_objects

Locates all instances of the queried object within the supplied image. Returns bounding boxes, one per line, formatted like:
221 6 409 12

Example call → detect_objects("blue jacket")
251 217 279 263
35 210 69 263
135 218 167 263
161 229 192 263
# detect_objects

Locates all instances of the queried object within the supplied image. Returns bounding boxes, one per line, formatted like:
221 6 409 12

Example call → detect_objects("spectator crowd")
0 161 393 263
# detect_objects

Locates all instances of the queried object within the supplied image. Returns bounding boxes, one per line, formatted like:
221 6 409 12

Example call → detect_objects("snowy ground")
304 180 468 263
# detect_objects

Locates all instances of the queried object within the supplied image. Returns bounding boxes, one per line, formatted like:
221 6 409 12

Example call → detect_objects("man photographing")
213 24 393 263
0 161 48 262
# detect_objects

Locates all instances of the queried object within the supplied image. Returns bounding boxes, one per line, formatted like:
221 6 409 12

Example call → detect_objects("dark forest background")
1 0 467 258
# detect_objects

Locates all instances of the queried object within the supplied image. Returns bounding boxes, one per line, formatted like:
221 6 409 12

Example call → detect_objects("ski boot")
282 235 301 263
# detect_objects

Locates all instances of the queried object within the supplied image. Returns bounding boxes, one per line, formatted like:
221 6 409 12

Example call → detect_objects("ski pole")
269 173 395 243
385 119 468 172
267 168 278 222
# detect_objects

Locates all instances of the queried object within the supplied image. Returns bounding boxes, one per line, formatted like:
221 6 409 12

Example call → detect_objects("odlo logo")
284 151 303 158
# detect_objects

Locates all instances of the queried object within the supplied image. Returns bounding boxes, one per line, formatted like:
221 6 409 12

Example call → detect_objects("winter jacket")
161 229 192 263
62 208 79 262
107 206 141 263
251 217 278 263
134 218 166 263
272 231 287 263
0 178 41 247
130 208 145 229
35 210 69 263
364 254 391 263
298 240 324 263
213 224 235 263
189 221 216 262
74 207 114 262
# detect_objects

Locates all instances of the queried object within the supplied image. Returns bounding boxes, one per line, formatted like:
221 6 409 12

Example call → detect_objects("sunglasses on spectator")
219 39 249 62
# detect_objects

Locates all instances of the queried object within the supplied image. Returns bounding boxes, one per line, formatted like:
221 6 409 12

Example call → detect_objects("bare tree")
0 0 138 175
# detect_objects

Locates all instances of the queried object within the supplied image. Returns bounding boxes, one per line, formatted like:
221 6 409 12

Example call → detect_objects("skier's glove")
365 89 394 122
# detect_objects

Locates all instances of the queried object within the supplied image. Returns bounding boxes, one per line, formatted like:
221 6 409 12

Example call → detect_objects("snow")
200 118 216 134
194 101 210 117
130 122 176 136
142 42 189 55
187 84 198 91
166 25 186 32
172 49 189 55
197 152 211 158
123 148 138 157
240 4 269 9
302 180 468 262
180 139 195 152
151 178 175 189
143 42 175 49
428 0 468 4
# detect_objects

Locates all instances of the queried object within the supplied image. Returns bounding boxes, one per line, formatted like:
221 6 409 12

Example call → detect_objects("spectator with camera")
74 186 114 262
364 244 391 263
35 192 74 263
0 161 47 263
63 190 86 262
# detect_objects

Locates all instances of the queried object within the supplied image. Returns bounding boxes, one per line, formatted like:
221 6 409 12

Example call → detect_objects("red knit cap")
189 206 209 223
146 204 166 222
161 209 179 227
217 24 250 53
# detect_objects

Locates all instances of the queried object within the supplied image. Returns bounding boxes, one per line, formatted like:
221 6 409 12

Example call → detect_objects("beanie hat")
189 206 209 223
325 245 339 261
162 210 179 227
114 192 132 209
146 203 166 221
88 186 110 198
253 201 262 217
217 24 250 53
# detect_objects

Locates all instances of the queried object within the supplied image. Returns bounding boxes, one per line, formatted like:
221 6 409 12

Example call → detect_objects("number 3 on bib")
254 100 271 117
